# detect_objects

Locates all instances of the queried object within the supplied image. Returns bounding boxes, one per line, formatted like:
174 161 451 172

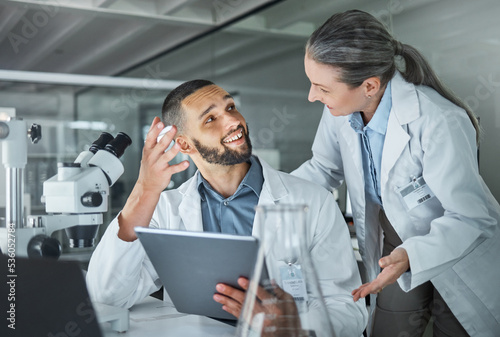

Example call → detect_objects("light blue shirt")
197 155 263 235
349 81 392 206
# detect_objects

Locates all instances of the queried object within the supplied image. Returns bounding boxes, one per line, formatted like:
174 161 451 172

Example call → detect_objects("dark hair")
161 79 215 133
306 9 480 142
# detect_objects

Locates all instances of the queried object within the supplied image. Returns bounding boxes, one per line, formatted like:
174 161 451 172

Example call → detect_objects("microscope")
0 115 132 259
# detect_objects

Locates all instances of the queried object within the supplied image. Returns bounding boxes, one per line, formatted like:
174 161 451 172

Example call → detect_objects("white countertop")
101 297 236 337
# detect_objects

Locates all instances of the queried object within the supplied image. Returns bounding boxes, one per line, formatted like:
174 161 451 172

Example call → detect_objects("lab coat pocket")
452 234 500 323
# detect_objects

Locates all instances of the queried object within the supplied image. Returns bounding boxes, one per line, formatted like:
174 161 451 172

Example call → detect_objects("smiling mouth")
223 128 244 143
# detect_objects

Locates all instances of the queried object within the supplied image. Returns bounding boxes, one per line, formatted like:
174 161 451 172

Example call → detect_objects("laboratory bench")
100 296 235 337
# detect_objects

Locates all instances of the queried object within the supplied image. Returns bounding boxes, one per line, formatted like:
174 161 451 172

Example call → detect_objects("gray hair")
306 9 480 142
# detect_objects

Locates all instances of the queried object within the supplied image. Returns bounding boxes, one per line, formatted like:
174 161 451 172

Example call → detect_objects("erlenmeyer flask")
236 204 335 337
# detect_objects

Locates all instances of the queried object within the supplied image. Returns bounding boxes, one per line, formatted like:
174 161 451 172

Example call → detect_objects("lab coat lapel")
177 159 286 235
381 72 419 189
251 159 288 241
178 175 204 232
340 120 364 179
381 110 410 188
259 159 288 204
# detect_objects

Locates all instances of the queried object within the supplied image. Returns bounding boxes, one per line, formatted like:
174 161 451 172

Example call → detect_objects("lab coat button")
223 201 228 206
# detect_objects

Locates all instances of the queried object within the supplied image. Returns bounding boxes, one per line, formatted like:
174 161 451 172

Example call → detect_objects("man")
86 80 367 336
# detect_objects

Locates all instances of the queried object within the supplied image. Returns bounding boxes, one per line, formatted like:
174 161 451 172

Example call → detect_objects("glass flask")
236 204 335 337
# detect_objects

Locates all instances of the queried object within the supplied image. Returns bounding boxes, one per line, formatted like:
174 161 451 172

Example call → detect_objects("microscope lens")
104 132 132 158
89 132 114 154
0 122 9 139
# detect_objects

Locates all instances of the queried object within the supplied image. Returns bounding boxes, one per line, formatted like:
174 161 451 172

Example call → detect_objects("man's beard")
191 125 252 166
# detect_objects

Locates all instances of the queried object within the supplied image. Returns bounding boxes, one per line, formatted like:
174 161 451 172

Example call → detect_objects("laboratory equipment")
237 204 335 337
0 116 41 256
0 115 132 258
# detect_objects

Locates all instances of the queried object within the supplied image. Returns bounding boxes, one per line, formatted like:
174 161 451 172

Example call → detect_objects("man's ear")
363 76 382 98
176 136 194 154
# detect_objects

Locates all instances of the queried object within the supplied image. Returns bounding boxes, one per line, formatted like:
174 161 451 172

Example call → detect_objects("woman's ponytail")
397 42 480 142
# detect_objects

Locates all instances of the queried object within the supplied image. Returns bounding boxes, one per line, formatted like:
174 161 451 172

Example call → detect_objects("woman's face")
304 54 369 117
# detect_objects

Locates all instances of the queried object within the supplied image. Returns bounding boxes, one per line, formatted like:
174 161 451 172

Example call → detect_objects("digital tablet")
135 227 266 321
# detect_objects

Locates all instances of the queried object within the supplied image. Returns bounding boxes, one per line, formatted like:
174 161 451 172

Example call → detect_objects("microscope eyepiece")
104 132 132 158
89 132 114 154
87 132 131 186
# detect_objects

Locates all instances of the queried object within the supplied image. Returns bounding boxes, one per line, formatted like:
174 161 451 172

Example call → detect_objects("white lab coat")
292 72 500 336
86 158 368 337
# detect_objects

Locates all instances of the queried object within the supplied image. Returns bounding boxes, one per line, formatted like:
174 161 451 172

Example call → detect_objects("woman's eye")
228 105 235 111
320 88 329 94
206 117 214 123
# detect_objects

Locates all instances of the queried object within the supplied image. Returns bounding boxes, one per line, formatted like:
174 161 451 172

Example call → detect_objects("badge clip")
411 175 420 189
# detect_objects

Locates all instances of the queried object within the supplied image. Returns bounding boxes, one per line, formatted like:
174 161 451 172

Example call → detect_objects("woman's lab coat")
293 72 500 336
86 158 368 337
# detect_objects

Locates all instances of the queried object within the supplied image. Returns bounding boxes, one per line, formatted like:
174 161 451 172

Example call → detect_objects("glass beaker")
236 204 335 337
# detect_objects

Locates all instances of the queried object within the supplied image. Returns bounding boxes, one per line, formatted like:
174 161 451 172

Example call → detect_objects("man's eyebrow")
199 104 215 120
198 94 234 120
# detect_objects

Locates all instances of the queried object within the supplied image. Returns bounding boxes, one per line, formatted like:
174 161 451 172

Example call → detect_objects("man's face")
181 85 252 166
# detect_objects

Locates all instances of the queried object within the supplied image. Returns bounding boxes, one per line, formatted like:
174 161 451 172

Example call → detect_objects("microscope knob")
81 192 103 207
27 235 61 259
28 123 42 144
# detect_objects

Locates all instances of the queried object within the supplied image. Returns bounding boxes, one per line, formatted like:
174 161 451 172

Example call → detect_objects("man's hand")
117 117 189 241
351 247 410 301
214 277 301 336
137 117 189 194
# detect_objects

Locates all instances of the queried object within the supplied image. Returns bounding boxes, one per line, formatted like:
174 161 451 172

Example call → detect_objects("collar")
366 80 392 135
196 155 263 201
177 155 288 205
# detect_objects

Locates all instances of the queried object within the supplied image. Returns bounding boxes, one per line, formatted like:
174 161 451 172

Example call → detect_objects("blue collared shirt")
197 155 264 235
349 81 392 206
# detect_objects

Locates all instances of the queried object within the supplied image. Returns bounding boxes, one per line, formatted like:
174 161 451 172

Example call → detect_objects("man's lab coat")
87 158 368 337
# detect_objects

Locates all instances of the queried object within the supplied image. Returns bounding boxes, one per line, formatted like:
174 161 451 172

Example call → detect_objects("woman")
293 9 500 337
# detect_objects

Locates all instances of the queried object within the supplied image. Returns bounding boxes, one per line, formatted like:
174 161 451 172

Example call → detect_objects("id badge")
398 176 435 211
279 264 308 302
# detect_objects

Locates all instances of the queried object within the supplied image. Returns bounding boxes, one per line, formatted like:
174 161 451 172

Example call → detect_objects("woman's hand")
351 247 410 301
